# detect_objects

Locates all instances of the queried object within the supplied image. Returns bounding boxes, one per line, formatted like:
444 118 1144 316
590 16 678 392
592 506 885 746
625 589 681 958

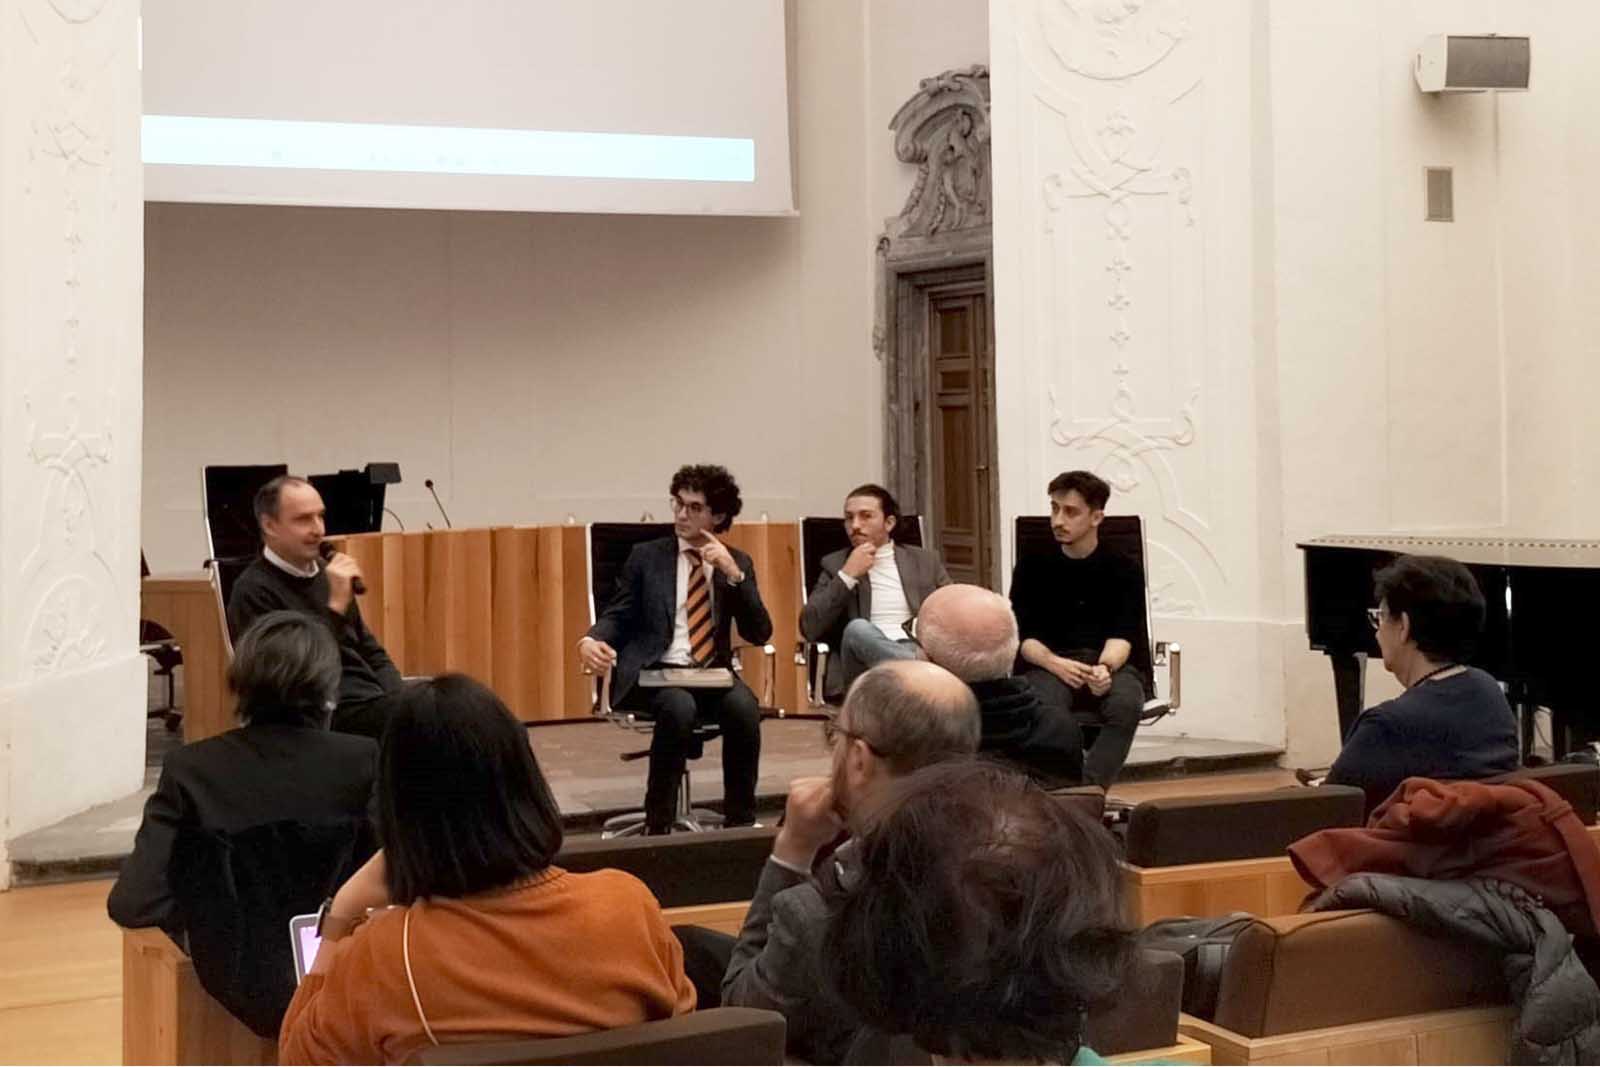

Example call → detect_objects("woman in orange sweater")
279 674 695 1065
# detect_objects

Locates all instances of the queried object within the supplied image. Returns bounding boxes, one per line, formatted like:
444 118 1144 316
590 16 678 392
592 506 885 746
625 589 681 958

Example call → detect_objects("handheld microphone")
424 478 453 529
318 541 366 595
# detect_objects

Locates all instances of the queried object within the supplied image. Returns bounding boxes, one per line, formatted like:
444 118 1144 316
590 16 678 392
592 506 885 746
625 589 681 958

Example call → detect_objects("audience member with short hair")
820 760 1136 1065
108 611 378 1034
226 474 403 738
801 483 952 700
1326 554 1517 812
918 583 1085 785
1012 470 1148 786
721 660 981 1063
279 674 694 1065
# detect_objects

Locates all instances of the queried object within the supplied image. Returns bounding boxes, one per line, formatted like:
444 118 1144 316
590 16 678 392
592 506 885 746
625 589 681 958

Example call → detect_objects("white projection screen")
141 0 794 216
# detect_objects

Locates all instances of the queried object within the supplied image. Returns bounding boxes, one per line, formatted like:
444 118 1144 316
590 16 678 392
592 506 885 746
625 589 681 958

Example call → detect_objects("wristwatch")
314 896 366 940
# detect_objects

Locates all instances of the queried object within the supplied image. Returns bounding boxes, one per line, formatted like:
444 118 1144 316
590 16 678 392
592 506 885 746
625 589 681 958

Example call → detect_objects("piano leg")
1330 652 1366 743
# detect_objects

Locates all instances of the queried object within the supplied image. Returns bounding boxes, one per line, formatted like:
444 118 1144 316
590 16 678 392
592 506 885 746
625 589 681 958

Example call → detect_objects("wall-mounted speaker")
1415 35 1530 93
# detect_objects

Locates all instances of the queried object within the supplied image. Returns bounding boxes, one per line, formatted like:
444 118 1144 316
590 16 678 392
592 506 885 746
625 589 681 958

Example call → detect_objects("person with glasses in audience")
800 483 951 701
578 464 773 834
820 760 1136 1065
279 674 695 1065
721 660 980 1064
1326 554 1517 812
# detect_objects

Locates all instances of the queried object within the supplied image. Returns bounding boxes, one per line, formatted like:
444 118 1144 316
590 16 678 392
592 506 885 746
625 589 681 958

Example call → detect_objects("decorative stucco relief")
1021 0 1222 608
11 0 126 678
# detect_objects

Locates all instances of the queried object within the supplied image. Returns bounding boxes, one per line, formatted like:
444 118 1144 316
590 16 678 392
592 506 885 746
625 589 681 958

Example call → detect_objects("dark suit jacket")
588 536 774 704
108 723 378 937
799 543 951 700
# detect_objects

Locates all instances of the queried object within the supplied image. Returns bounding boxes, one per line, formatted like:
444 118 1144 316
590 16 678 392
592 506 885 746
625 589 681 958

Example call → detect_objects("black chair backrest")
557 825 778 908
1013 514 1156 698
799 514 925 600
587 522 675 623
203 464 288 603
407 1007 787 1066
1123 785 1368 867
172 816 375 1037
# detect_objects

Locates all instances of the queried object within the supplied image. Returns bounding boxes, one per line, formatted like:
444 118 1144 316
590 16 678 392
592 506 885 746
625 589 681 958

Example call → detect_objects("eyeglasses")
822 715 889 758
1366 607 1383 630
669 497 709 516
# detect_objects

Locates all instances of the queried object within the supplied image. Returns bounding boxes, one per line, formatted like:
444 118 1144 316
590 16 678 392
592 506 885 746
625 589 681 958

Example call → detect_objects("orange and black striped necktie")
684 549 714 665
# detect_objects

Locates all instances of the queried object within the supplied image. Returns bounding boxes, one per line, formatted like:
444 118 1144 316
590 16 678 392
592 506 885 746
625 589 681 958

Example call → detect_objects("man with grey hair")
918 583 1085 786
721 659 980 1064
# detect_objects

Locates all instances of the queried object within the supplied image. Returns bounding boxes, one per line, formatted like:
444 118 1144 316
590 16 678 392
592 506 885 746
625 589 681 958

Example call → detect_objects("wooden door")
927 287 996 586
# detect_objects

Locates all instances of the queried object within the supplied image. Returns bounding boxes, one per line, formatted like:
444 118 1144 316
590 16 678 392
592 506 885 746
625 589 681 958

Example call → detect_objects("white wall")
994 0 1600 762
145 2 900 568
1 0 145 863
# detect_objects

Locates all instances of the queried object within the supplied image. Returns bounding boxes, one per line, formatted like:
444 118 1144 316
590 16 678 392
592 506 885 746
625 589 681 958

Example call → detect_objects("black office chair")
794 514 925 707
1012 514 1181 724
585 523 776 838
139 552 184 732
201 464 288 607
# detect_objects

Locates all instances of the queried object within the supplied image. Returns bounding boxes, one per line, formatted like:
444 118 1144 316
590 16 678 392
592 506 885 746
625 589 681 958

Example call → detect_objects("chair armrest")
1154 641 1182 711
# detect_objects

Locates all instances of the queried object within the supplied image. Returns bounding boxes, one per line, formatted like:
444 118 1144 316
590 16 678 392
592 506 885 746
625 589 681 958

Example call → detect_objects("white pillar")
0 0 144 883
990 0 1286 747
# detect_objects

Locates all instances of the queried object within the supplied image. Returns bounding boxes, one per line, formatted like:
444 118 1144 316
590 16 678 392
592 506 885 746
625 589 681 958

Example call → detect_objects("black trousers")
622 680 762 830
1022 657 1145 787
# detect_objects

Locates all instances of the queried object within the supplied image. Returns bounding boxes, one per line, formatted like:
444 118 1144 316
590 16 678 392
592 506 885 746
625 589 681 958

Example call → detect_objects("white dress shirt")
264 544 320 579
839 541 912 639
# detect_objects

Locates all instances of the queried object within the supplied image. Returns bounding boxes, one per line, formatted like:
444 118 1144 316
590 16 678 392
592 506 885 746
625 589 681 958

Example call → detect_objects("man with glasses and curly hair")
579 464 773 835
721 659 979 1063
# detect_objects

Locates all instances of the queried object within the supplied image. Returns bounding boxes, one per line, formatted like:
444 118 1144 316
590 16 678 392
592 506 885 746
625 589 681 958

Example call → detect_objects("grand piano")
1300 534 1600 758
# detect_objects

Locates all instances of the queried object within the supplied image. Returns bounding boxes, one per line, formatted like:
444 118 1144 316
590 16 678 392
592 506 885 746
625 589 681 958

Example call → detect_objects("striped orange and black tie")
684 549 715 665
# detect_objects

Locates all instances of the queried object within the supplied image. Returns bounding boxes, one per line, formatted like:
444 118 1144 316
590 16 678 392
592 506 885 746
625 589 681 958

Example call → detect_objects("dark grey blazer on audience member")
800 543 951 700
723 846 863 1064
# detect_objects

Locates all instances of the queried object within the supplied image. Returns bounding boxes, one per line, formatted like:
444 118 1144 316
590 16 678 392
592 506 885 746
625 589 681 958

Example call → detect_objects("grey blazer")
722 846 863 1064
799 542 951 701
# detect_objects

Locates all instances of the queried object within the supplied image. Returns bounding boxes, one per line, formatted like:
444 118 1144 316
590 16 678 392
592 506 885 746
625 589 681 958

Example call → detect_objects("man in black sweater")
226 475 402 738
1010 470 1146 786
916 583 1083 785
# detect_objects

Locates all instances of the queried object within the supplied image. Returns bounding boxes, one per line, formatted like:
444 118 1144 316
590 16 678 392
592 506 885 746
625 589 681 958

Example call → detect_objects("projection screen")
141 0 794 216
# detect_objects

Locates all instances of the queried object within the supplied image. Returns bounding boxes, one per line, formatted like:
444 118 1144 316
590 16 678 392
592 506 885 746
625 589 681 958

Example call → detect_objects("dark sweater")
1009 544 1144 658
1326 666 1519 812
970 676 1085 786
226 555 402 709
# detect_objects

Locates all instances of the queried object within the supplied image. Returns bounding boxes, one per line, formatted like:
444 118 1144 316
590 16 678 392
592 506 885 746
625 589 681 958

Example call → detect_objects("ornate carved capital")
887 65 991 239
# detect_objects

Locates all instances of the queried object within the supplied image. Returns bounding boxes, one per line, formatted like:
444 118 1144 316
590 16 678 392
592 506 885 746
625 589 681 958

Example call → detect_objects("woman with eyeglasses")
1325 554 1517 812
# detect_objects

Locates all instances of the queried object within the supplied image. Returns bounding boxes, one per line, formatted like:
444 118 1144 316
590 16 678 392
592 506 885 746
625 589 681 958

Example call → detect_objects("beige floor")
0 767 1296 1065
0 879 121 1065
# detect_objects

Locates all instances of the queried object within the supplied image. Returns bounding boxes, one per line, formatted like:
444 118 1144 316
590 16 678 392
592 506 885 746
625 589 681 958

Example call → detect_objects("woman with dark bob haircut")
820 760 1135 1065
280 674 694 1065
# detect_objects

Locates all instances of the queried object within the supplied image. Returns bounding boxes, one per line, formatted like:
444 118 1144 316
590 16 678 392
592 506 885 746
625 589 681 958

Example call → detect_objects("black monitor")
308 462 402 535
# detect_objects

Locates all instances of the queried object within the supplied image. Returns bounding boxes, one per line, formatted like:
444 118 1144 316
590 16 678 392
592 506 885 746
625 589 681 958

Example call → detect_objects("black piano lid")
1298 535 1600 570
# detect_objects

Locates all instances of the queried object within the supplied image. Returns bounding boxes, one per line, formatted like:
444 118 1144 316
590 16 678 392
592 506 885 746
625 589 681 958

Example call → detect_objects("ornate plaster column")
0 0 144 881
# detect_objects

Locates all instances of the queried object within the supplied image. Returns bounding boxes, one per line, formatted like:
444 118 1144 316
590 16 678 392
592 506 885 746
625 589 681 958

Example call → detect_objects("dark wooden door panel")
929 289 994 586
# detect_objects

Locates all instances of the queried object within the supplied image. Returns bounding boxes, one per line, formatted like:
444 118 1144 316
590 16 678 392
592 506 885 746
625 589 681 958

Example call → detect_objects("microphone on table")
424 478 453 529
318 541 366 595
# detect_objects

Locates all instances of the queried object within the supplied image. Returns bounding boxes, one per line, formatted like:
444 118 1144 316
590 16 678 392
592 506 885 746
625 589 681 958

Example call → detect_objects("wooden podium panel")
122 928 275 1066
337 522 801 720
140 572 234 744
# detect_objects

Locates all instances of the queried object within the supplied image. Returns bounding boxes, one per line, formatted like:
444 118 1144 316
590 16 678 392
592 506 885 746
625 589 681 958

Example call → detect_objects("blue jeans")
838 617 922 693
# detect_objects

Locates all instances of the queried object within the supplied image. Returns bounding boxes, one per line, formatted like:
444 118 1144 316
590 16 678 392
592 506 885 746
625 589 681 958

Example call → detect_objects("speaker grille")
1425 167 1453 222
1446 36 1531 90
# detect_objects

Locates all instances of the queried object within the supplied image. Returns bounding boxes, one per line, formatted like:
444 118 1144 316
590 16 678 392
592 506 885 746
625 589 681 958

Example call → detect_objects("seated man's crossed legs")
1023 654 1144 787
837 617 922 693
642 682 762 833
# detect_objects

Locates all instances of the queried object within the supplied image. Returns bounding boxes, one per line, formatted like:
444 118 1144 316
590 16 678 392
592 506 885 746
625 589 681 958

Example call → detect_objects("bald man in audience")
918 583 1085 786
721 660 980 1064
